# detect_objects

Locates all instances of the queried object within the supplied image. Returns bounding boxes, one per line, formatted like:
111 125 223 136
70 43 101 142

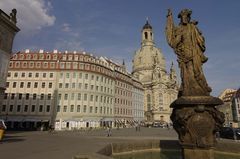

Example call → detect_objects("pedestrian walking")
138 125 141 131
167 123 170 130
107 127 112 137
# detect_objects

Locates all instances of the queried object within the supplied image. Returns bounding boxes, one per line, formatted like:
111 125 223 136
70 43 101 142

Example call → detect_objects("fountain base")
170 96 225 159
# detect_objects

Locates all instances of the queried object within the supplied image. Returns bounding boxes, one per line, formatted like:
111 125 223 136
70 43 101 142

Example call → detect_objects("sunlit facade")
0 50 144 130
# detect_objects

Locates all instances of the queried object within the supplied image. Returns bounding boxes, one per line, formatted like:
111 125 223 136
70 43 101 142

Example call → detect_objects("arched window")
144 32 148 40
160 115 164 122
159 93 163 106
147 94 151 111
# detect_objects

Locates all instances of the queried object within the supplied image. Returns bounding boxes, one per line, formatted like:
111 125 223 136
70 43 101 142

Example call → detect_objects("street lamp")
226 112 229 127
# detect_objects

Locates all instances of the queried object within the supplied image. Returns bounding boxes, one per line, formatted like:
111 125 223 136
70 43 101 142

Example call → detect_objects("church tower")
132 19 178 124
141 19 154 46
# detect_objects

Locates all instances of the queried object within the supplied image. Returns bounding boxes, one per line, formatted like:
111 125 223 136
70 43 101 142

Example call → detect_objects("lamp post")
226 112 229 127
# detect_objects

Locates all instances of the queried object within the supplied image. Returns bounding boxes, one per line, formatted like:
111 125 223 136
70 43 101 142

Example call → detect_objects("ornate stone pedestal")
170 96 225 159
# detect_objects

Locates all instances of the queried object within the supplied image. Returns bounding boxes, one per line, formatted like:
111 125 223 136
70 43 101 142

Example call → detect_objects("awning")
101 118 114 122
24 119 42 122
5 118 23 122
114 120 121 123
63 119 81 122
82 117 102 122
41 120 50 122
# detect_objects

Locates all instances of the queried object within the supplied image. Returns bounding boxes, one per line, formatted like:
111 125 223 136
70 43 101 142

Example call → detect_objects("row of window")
5 92 143 106
13 53 112 67
4 93 138 106
7 81 53 89
114 108 132 115
11 54 118 75
57 105 112 114
13 53 58 60
4 93 52 100
58 83 113 93
60 72 113 85
8 72 54 78
1 103 144 116
58 93 113 104
7 81 114 94
10 61 114 76
115 98 132 106
1 104 51 113
115 88 132 97
116 81 132 90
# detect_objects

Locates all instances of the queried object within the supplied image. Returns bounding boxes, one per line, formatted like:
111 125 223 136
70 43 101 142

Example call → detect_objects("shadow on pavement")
1 133 25 143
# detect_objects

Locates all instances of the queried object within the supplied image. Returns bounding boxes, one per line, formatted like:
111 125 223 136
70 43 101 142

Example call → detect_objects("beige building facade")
218 88 237 127
232 88 240 127
0 50 144 130
132 20 178 124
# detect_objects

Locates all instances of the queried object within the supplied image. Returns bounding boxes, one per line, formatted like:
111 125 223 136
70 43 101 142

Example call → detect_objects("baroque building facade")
217 88 237 127
0 50 144 130
132 20 178 124
0 9 19 107
232 88 240 127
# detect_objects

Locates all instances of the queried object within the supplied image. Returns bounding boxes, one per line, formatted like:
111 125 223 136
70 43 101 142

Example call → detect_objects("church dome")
132 47 166 73
132 20 166 83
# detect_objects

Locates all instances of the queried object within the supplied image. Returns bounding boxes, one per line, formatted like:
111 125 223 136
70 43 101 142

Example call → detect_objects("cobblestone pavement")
0 127 239 159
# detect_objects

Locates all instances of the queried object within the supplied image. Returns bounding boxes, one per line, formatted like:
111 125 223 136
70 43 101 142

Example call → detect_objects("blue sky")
0 0 240 96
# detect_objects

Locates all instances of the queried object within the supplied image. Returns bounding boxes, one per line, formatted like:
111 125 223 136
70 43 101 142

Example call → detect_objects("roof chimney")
53 49 58 53
25 49 30 53
39 49 44 53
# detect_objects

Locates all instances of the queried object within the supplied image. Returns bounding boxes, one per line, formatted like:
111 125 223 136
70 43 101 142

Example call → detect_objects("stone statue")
166 9 211 97
10 9 17 24
166 9 225 159
152 66 161 81
152 54 161 80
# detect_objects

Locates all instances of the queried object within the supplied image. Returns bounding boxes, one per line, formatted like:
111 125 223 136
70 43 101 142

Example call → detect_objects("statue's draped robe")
166 14 211 96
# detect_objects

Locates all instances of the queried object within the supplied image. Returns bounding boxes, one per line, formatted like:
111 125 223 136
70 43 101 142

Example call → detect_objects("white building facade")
0 50 144 130
132 77 145 123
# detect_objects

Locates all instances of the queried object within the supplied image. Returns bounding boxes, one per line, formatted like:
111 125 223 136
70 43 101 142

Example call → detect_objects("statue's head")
178 9 192 25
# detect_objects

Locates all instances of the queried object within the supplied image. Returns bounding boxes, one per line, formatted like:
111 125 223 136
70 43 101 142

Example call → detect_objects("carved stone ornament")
170 96 225 149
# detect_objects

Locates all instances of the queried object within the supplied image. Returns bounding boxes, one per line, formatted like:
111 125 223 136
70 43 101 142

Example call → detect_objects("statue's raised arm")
165 9 175 47
165 9 211 97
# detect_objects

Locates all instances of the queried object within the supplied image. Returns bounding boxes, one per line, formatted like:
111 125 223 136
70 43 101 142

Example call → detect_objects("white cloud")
62 23 71 32
0 0 55 34
54 38 84 51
